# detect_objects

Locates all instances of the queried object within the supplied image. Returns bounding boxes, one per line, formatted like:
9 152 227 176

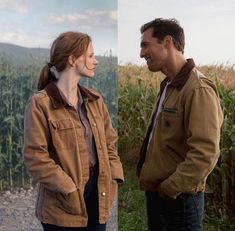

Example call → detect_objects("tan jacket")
137 60 223 199
23 82 124 227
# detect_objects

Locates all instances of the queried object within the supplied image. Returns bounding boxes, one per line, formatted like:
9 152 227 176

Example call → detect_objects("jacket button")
98 145 102 149
101 192 106 196
93 122 96 127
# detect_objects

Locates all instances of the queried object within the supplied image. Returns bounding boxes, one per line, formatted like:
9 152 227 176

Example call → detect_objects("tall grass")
208 79 235 214
118 64 235 230
0 55 41 190
118 65 163 160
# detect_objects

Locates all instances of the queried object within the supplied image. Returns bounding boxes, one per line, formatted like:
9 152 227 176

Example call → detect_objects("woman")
23 31 124 231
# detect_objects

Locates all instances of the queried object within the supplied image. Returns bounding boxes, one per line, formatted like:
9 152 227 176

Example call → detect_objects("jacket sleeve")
160 86 223 198
23 95 77 194
101 100 124 182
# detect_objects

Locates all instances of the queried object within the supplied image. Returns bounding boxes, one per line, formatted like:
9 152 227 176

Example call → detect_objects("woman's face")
73 42 98 78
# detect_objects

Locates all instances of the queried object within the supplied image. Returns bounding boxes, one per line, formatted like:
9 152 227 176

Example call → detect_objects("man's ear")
163 35 173 49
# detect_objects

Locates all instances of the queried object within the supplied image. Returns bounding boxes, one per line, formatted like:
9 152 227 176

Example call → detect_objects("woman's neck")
56 69 81 107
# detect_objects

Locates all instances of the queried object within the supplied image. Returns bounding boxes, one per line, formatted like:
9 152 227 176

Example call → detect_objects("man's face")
140 28 167 72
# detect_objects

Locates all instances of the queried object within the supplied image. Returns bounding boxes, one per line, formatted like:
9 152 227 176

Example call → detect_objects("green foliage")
118 76 158 157
207 80 235 214
118 167 147 231
204 201 235 230
0 56 38 190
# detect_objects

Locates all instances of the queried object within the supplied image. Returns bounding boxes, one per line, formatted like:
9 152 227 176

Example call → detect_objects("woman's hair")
37 31 91 90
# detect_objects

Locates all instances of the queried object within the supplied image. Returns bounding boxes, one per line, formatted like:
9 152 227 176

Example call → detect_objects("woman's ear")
68 55 76 67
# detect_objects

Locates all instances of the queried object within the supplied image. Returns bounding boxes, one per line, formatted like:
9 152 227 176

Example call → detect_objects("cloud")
1 32 27 43
0 32 48 48
0 0 28 13
48 10 117 28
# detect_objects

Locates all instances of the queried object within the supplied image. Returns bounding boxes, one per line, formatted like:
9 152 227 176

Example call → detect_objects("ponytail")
37 64 54 91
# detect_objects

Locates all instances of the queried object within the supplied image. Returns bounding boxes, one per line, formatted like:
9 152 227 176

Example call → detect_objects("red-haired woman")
23 31 124 231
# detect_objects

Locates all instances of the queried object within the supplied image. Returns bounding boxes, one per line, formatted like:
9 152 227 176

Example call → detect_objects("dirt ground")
0 187 117 231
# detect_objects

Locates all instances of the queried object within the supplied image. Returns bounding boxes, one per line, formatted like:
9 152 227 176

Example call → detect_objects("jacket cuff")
115 178 124 184
58 176 77 195
111 164 124 182
159 178 180 199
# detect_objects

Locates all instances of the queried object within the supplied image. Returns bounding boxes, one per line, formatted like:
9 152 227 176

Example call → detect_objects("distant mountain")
0 42 49 65
0 42 117 67
0 42 49 56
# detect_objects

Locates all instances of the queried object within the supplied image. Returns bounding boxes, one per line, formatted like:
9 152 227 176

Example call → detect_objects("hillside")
0 42 116 67
0 42 49 65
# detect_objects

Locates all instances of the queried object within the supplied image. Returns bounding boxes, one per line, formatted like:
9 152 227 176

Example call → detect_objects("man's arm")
159 86 223 199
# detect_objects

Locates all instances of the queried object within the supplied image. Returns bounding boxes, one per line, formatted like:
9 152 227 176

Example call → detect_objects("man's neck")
162 53 187 80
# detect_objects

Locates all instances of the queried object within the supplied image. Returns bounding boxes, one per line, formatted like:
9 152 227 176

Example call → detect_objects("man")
136 18 223 231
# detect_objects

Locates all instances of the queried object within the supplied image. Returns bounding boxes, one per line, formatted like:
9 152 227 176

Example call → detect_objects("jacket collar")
160 58 195 92
45 82 99 108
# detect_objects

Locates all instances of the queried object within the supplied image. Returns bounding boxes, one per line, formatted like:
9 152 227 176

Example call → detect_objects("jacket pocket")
161 108 181 133
162 107 178 114
159 108 184 150
56 189 83 215
49 119 80 149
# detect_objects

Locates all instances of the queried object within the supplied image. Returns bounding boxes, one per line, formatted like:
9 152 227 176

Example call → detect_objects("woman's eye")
89 53 94 58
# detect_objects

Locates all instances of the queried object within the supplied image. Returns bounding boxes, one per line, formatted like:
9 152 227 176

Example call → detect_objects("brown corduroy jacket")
137 59 223 199
24 82 124 227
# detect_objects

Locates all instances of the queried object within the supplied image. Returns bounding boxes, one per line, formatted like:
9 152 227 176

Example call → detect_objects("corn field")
0 53 117 191
118 64 235 226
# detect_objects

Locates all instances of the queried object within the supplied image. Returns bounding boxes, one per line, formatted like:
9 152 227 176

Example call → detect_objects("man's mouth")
145 57 150 63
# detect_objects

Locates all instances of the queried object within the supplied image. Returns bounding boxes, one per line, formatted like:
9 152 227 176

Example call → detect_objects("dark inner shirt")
77 88 98 167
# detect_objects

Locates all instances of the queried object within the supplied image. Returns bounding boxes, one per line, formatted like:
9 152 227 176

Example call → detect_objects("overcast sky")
0 0 117 56
1 0 235 66
118 0 235 66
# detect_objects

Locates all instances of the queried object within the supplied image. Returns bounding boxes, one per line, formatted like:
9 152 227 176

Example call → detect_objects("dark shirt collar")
160 58 195 92
44 82 99 109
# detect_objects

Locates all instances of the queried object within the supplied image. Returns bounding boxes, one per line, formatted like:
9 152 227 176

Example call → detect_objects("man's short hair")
140 18 185 53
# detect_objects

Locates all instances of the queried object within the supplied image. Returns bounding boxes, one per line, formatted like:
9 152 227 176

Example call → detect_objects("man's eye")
141 43 147 48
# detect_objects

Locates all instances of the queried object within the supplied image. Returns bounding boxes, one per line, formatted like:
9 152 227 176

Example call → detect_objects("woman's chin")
84 72 95 78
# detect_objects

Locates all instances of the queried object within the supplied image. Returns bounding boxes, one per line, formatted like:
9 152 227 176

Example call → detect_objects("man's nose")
140 48 145 58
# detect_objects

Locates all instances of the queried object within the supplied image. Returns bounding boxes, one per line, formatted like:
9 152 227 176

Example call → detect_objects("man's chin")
147 65 158 72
